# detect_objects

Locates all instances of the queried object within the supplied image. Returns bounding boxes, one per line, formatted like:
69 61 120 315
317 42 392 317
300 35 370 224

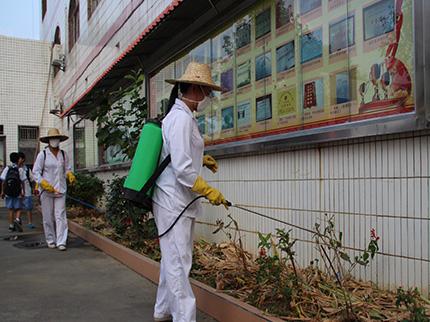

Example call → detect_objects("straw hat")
40 128 69 143
166 62 222 91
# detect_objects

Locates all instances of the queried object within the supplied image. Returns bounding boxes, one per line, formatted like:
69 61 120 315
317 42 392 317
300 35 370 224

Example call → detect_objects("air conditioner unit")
52 44 66 71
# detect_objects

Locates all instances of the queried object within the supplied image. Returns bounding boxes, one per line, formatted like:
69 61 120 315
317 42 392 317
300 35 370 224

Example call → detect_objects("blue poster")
237 100 251 127
221 106 234 130
255 8 271 39
301 28 322 64
276 41 295 73
256 52 272 81
235 16 251 49
329 16 355 54
363 0 395 41
197 115 206 134
256 95 272 122
299 0 321 15
336 72 350 104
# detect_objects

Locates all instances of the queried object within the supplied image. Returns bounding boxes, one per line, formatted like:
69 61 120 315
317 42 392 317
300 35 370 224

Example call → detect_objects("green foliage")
314 215 380 279
89 69 147 161
104 175 153 247
67 173 104 207
396 287 430 321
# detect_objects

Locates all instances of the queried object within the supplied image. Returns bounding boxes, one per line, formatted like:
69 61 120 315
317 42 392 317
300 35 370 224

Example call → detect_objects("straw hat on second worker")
40 128 69 143
165 62 222 91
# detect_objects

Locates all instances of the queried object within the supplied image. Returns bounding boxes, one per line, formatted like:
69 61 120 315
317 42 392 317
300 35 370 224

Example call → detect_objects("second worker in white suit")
33 128 76 251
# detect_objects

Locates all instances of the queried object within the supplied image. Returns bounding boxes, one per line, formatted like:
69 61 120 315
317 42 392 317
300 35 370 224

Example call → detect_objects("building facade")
0 35 55 171
41 0 430 296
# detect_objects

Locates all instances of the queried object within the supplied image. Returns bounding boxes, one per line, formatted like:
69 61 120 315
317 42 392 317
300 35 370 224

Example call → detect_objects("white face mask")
180 86 212 112
49 139 60 148
196 95 211 112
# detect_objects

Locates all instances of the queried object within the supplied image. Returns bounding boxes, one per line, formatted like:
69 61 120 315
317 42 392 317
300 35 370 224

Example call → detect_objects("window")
54 26 61 76
18 126 39 167
73 127 86 169
87 0 101 20
68 0 80 52
42 0 47 20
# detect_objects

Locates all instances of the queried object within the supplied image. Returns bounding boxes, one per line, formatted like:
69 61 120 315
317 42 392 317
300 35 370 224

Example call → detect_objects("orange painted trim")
68 220 284 322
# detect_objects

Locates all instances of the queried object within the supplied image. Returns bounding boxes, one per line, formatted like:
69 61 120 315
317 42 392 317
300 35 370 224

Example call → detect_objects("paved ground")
0 207 216 322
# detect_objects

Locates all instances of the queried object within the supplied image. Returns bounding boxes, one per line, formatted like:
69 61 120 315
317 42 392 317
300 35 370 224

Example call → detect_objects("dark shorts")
5 196 22 210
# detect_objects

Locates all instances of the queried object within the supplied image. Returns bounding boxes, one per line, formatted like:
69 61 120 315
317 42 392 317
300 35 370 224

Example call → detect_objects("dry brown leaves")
71 215 429 321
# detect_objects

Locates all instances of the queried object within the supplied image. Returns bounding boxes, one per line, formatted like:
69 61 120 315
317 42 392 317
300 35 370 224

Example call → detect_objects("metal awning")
61 0 258 117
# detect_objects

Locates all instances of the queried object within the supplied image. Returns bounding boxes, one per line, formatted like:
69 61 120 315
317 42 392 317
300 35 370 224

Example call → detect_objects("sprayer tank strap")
139 155 171 194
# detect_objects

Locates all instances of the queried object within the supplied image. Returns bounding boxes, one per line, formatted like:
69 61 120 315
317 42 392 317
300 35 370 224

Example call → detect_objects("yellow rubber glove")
40 179 56 193
202 155 218 173
191 176 228 208
66 171 76 185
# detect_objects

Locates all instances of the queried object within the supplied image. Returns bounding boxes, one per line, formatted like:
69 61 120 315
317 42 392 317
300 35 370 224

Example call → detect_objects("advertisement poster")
197 115 206 135
237 100 251 128
329 16 355 54
237 60 251 88
363 0 395 41
300 0 322 15
221 69 234 94
235 15 252 50
256 95 272 122
255 8 271 40
221 106 235 130
151 0 415 145
276 41 295 73
276 0 294 30
303 79 324 110
277 87 296 116
208 113 219 136
335 72 350 104
301 28 323 63
256 51 272 81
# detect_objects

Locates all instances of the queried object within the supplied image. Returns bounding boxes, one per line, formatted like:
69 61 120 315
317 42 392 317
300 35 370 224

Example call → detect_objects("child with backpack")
18 152 36 229
0 152 26 232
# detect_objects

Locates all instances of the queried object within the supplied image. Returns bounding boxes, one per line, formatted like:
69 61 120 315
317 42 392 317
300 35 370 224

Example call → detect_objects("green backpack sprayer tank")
122 119 171 211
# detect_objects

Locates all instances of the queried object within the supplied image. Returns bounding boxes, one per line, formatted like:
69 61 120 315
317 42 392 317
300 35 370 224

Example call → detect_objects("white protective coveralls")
152 98 204 322
33 148 71 247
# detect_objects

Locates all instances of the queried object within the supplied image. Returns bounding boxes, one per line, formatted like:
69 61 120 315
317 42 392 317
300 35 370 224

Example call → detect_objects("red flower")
370 228 380 241
259 247 266 257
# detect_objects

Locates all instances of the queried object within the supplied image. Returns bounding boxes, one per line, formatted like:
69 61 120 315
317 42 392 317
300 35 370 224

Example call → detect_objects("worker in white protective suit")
152 62 228 322
33 128 76 251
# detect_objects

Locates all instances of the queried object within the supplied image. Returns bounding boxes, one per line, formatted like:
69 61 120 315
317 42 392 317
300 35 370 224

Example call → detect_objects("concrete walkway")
0 207 216 322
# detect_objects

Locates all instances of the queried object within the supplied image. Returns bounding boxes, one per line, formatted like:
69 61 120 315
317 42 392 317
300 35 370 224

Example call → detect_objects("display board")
150 0 414 146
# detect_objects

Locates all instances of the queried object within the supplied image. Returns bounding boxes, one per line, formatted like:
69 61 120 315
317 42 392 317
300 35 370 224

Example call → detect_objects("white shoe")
47 243 56 249
153 314 172 321
58 245 67 251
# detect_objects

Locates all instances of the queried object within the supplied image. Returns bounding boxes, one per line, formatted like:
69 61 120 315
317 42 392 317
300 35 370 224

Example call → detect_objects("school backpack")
4 166 21 197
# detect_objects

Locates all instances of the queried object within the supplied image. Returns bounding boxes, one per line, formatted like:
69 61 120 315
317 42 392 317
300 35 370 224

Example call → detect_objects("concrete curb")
68 220 284 322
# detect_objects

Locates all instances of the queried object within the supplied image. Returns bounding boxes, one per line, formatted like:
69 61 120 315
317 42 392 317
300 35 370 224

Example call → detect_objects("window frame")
68 0 80 52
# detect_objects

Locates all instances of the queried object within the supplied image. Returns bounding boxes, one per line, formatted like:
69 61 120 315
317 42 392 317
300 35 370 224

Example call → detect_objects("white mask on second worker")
196 95 211 112
49 139 60 148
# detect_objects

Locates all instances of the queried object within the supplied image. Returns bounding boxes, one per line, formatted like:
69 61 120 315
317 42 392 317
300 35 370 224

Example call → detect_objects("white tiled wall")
196 130 430 297
0 35 55 164
41 0 176 116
